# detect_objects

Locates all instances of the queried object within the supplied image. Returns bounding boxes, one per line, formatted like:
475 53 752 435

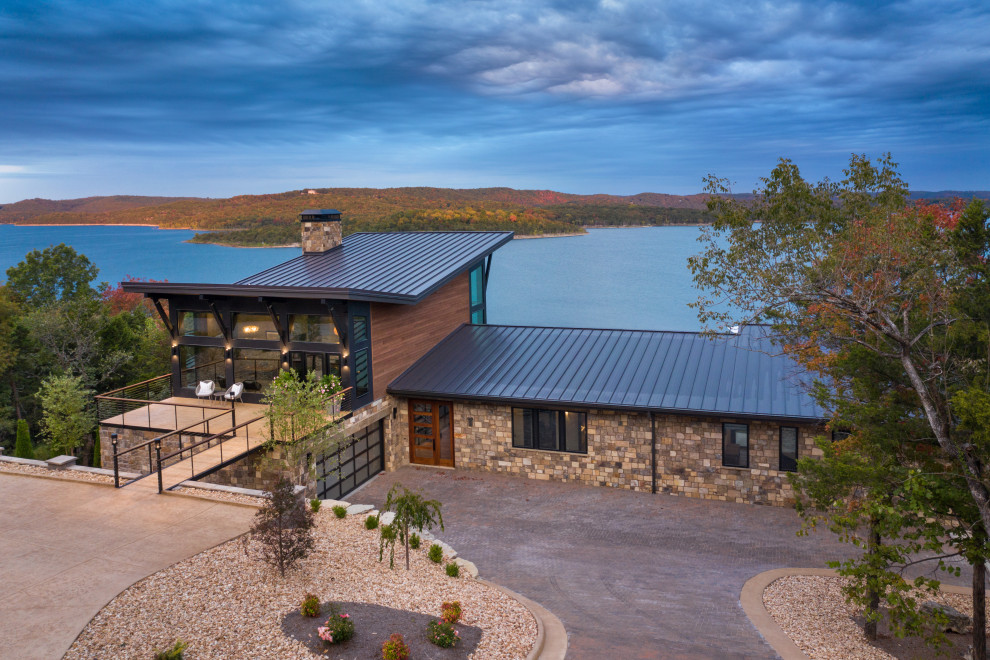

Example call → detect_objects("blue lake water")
0 224 710 331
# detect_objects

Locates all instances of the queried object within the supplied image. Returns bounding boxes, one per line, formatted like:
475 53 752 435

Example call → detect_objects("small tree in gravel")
248 477 315 577
382 483 443 570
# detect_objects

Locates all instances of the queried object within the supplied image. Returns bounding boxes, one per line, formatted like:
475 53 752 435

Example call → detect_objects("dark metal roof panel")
234 231 513 302
388 325 828 421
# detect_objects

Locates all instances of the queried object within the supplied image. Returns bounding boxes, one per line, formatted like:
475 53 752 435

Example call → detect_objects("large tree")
690 153 990 546
5 244 100 306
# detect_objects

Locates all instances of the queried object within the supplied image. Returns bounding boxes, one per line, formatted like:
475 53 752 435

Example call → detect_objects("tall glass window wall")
179 345 226 388
289 315 339 343
232 313 278 341
233 348 281 393
178 311 222 338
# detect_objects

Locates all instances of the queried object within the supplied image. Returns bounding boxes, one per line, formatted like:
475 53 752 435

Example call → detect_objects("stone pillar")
300 210 343 253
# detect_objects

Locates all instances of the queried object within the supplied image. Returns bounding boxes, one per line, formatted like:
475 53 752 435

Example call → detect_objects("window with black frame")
779 426 798 472
511 408 587 453
722 422 749 468
469 263 485 324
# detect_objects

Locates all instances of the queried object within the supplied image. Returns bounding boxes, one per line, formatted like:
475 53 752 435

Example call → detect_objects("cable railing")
95 374 172 422
155 414 267 492
109 409 234 487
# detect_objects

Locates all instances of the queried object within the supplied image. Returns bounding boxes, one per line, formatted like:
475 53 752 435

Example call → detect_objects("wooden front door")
408 400 454 467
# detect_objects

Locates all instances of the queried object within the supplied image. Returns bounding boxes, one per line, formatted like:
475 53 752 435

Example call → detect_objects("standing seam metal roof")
387 324 827 421
235 231 514 302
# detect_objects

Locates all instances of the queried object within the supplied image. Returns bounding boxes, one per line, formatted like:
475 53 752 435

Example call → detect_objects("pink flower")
317 626 334 643
340 613 350 618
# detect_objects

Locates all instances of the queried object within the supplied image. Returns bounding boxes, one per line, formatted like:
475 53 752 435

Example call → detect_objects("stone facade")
388 396 824 506
301 220 342 253
99 426 203 475
200 445 315 496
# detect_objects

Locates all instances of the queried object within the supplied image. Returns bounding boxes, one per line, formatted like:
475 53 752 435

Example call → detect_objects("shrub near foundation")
445 562 460 578
309 499 321 513
152 639 187 660
408 532 420 549
332 505 347 518
365 514 379 530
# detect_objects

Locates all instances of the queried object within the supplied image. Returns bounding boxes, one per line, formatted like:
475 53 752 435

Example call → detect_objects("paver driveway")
358 466 854 660
0 473 256 660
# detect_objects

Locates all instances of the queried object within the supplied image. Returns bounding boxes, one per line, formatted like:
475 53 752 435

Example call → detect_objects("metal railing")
109 409 234 487
95 374 172 422
155 415 266 492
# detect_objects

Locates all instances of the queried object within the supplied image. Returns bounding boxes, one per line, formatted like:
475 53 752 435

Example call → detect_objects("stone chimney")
300 209 343 254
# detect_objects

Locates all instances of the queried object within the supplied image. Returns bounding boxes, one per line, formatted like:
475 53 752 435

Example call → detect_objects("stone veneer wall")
388 397 824 506
99 425 204 474
199 445 315 496
301 220 342 253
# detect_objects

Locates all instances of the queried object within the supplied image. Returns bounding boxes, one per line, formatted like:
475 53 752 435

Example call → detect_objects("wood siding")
370 273 470 400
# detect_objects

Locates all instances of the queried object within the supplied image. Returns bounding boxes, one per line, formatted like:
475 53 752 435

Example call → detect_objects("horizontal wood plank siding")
370 272 470 400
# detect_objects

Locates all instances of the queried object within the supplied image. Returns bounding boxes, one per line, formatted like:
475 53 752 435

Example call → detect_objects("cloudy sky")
0 0 987 202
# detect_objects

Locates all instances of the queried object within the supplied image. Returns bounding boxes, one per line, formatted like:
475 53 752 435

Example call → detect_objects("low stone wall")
199 444 315 497
388 396 823 506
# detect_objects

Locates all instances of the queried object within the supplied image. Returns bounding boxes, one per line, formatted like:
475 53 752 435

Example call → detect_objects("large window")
289 314 339 343
512 408 587 453
233 348 281 393
779 427 798 472
178 311 222 338
353 348 370 398
469 263 485 324
722 423 749 468
179 345 225 388
232 313 278 341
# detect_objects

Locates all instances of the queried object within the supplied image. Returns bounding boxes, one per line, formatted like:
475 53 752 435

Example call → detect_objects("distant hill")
910 191 990 201
0 195 197 221
0 187 717 245
1 187 984 246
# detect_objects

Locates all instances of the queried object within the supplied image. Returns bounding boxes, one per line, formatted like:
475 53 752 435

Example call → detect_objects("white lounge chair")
195 380 216 402
222 382 244 404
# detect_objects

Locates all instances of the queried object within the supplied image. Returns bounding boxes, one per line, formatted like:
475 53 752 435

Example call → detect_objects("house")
99 209 826 505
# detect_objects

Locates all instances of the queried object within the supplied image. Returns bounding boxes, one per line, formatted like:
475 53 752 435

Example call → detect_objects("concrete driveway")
0 473 256 660
357 466 857 660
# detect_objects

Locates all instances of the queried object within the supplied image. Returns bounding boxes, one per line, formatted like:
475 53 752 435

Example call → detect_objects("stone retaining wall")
388 396 823 506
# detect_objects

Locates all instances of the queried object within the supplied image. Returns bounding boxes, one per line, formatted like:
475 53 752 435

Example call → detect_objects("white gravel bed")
65 511 537 660
171 486 266 507
764 575 971 660
0 461 115 485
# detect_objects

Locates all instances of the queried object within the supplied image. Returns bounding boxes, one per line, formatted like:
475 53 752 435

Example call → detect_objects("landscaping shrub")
408 532 420 549
152 639 188 660
365 514 379 530
382 483 444 570
247 478 315 578
381 633 410 660
379 523 398 569
445 562 460 578
332 505 347 518
441 601 462 624
310 499 321 513
427 543 443 563
300 594 320 618
13 419 33 459
427 619 460 648
317 604 354 645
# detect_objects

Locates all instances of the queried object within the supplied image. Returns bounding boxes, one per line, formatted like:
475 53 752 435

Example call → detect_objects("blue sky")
0 0 987 202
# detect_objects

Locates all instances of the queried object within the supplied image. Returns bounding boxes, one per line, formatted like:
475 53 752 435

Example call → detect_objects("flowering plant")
381 633 410 660
427 619 460 648
440 600 462 624
316 604 354 645
300 593 320 618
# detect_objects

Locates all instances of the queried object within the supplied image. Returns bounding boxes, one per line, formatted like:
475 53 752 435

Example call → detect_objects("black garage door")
316 419 384 500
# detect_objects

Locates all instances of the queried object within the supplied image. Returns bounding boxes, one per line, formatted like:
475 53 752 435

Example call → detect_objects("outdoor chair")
222 382 244 405
195 380 216 402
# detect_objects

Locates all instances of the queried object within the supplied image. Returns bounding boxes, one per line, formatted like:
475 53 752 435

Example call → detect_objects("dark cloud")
0 0 987 199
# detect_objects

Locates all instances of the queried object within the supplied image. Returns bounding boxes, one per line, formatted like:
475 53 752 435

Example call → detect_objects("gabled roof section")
122 231 514 304
387 324 828 421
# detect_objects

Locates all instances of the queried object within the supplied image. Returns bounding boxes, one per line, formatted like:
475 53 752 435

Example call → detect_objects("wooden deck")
101 397 268 434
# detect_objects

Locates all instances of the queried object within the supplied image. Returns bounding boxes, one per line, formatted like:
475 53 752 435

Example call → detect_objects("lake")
0 224 711 331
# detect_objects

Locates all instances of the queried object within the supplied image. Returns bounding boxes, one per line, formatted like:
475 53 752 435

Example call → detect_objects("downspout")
650 411 657 494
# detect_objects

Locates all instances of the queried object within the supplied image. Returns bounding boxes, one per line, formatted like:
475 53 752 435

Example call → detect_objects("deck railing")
155 415 266 492
95 374 172 422
110 409 234 487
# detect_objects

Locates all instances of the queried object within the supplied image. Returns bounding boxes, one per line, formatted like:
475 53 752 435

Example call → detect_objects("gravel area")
65 511 537 660
171 486 267 507
0 461 115 485
764 575 973 660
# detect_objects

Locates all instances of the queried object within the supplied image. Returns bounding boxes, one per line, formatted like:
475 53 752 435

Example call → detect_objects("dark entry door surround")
409 400 454 467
